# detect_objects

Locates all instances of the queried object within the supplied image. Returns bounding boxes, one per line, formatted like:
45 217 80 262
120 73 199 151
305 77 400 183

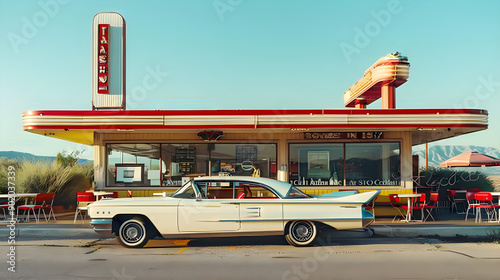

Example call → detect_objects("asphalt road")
2 232 500 280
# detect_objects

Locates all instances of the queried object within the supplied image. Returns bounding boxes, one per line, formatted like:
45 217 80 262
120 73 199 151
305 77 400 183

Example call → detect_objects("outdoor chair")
474 192 500 223
415 193 428 221
423 192 440 221
464 191 480 221
74 192 96 223
39 193 56 222
447 189 466 214
389 194 407 222
16 193 44 223
1 199 9 220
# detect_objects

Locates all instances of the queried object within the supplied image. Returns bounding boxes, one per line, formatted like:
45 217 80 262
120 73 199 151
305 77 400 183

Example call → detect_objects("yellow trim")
115 190 176 198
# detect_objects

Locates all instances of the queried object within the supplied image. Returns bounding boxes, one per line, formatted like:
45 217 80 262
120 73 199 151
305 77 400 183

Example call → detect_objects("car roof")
192 176 292 198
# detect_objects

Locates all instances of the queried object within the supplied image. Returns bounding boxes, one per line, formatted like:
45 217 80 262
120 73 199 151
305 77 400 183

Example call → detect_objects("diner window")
107 144 161 187
289 144 344 186
345 143 400 186
161 143 277 186
106 143 277 187
289 142 400 187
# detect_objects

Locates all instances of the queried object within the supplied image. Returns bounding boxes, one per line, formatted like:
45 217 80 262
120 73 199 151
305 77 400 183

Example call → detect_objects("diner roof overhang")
22 108 488 146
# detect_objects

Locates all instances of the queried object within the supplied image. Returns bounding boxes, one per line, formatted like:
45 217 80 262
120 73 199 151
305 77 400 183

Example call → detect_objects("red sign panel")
97 24 109 94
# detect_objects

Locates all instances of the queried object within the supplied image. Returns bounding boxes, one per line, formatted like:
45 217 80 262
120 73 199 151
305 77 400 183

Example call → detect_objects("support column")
93 132 106 190
381 83 396 109
354 100 367 109
277 134 288 182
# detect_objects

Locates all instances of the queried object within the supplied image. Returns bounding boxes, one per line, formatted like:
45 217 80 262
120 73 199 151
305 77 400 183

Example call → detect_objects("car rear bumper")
89 218 113 235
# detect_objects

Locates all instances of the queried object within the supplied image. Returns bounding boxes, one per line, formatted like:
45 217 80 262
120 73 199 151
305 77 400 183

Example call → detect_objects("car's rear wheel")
117 217 151 248
285 220 317 247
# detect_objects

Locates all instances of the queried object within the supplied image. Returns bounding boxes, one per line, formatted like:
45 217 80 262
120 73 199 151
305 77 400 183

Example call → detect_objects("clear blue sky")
1 0 500 160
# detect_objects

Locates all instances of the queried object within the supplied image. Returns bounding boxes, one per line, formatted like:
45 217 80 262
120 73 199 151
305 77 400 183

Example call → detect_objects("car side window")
238 183 278 199
199 181 234 199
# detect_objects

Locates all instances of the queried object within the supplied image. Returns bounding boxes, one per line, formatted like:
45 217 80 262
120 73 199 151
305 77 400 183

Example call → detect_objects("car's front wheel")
285 220 317 246
117 217 151 248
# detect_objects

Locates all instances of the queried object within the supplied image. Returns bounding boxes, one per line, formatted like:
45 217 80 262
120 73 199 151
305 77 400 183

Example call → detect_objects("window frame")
288 141 401 187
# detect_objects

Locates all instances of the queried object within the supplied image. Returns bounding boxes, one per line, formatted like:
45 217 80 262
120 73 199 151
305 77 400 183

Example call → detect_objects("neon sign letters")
97 24 109 94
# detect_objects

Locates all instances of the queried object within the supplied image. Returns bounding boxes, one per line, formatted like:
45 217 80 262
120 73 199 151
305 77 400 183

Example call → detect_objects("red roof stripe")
23 108 488 117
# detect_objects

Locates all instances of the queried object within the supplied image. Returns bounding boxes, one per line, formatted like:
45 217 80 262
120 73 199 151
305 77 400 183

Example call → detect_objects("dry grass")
488 176 500 191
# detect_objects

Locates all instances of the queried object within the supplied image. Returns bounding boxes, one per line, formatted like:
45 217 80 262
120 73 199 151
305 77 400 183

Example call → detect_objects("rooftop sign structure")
344 52 410 109
92 13 126 110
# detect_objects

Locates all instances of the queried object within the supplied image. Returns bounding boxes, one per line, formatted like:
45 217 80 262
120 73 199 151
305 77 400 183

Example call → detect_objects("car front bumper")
89 218 113 235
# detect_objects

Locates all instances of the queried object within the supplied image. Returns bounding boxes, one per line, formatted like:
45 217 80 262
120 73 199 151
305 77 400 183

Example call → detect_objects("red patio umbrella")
440 151 500 167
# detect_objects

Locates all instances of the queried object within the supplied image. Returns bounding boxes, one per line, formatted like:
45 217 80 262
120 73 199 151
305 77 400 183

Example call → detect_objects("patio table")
92 191 115 200
0 193 38 205
0 193 39 222
397 193 422 222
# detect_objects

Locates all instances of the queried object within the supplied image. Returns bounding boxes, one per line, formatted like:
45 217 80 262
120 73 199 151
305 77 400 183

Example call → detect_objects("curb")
369 224 500 238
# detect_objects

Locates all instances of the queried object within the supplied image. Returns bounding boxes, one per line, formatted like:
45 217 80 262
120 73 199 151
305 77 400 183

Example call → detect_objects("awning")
440 151 500 167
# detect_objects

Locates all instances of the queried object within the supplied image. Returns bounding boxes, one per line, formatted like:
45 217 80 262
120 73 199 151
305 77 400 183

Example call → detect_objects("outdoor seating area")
0 192 57 223
381 188 500 224
0 190 122 224
74 190 118 223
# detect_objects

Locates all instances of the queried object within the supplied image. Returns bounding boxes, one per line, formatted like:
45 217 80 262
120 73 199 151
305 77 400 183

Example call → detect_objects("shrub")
418 167 493 191
15 160 93 208
0 157 21 194
417 167 493 204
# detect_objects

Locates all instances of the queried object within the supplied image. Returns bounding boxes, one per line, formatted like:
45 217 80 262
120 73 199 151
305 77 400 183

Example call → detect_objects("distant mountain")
0 151 90 164
413 145 500 176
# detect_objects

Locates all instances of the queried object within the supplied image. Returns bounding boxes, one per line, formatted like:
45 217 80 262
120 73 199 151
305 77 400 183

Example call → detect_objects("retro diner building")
22 13 488 196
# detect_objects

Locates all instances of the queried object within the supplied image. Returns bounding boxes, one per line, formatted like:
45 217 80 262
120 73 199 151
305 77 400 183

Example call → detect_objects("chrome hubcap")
122 222 144 243
292 222 313 242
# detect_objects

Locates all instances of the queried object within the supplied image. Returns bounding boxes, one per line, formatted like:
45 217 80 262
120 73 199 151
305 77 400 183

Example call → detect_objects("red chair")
74 192 96 223
38 193 56 222
389 194 407 222
474 192 500 223
423 192 440 221
447 190 466 214
17 193 44 223
465 191 480 221
1 199 9 220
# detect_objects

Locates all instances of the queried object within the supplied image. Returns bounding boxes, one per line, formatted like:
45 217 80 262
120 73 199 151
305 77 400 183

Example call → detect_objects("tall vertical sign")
92 13 126 110
97 24 109 94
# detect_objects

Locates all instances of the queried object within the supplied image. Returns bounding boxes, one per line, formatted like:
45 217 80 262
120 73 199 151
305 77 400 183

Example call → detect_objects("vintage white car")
88 176 379 248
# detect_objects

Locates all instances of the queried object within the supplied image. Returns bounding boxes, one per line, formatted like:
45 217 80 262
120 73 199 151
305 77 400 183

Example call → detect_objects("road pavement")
2 215 500 279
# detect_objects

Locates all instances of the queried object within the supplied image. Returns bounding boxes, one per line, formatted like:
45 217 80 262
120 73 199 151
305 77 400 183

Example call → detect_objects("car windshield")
287 186 311 198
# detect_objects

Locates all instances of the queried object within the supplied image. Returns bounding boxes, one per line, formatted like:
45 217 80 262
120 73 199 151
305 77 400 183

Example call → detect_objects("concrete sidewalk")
2 212 500 241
